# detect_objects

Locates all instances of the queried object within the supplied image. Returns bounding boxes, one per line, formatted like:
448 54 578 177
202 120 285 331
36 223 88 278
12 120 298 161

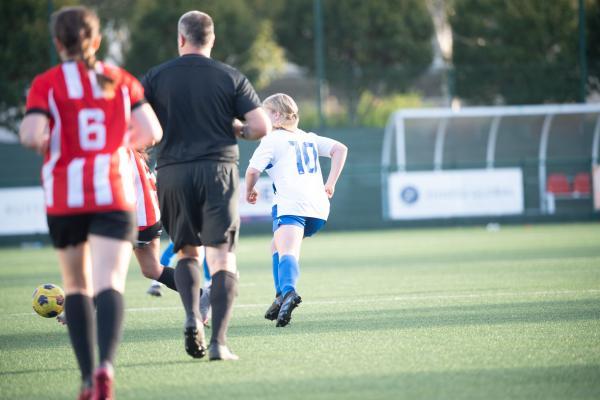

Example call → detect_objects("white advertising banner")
0 179 274 236
238 177 274 220
0 187 48 235
387 168 524 220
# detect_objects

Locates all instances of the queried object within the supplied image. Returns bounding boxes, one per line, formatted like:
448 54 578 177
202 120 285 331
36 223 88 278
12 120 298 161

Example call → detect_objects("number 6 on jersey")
78 108 106 150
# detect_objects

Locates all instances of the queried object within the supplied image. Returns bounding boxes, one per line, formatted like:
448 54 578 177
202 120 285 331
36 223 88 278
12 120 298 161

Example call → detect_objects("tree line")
1 0 598 131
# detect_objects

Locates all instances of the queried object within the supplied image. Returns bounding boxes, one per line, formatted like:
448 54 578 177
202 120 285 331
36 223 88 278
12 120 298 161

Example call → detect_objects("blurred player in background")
147 242 176 296
122 148 216 325
142 11 270 360
130 149 177 291
131 149 213 325
148 240 213 326
245 93 348 327
19 6 162 399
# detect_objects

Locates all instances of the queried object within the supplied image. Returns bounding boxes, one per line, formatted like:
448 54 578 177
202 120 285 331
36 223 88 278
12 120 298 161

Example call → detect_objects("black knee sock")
174 258 201 329
65 294 95 384
157 267 177 291
95 289 124 365
210 270 238 346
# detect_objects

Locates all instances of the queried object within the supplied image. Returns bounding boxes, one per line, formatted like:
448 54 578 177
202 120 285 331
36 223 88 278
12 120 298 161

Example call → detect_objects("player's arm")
245 136 274 203
21 76 51 154
245 167 262 204
19 113 50 155
129 103 163 149
233 107 271 141
233 73 272 140
324 142 348 199
127 70 162 149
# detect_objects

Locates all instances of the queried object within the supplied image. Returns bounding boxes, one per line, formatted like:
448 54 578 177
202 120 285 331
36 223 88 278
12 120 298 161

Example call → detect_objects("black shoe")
276 290 302 327
264 295 282 321
209 344 239 361
184 327 207 359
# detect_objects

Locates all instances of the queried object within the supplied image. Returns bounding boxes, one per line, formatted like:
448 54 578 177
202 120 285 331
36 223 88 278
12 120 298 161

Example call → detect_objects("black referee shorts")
157 161 239 253
47 211 136 249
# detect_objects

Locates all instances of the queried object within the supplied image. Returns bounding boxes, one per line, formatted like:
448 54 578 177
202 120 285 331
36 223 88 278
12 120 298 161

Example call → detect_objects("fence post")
314 0 326 128
578 0 588 103
48 0 57 66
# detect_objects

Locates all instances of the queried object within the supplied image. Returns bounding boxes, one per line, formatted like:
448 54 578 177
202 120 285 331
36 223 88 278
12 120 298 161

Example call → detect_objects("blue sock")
272 252 280 296
202 258 211 284
160 242 175 267
278 255 299 296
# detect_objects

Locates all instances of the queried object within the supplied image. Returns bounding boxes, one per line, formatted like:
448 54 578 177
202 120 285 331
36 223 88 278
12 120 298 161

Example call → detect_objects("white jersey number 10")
288 140 318 175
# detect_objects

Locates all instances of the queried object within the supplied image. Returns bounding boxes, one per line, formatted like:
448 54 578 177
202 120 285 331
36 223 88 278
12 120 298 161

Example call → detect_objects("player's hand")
36 135 49 155
324 184 335 198
247 188 258 204
232 119 244 138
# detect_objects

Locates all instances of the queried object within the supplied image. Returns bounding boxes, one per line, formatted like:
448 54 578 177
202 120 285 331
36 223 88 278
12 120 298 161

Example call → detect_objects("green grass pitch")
0 223 599 399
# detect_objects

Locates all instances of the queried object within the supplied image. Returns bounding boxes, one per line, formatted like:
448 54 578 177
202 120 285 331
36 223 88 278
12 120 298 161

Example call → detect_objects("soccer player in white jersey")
245 93 348 327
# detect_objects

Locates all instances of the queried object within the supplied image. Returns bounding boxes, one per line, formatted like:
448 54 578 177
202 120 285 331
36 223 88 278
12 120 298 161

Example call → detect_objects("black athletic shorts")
157 161 239 253
47 211 136 249
136 221 163 248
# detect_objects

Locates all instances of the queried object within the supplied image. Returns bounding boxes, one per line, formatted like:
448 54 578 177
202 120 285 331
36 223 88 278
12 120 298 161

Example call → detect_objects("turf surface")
1 223 599 399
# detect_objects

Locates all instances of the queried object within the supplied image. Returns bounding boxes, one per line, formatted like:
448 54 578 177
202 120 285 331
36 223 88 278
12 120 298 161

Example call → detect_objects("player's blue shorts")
271 205 326 238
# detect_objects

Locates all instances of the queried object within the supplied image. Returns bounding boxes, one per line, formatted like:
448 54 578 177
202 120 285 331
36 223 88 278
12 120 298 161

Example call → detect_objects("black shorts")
47 211 136 249
136 221 163 248
157 161 239 253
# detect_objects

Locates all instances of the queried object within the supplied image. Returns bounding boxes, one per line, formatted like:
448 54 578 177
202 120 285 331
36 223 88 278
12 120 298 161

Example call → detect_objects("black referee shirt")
142 54 261 168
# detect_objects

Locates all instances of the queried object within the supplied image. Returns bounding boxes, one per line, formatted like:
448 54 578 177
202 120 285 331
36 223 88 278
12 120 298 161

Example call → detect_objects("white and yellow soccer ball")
32 284 65 318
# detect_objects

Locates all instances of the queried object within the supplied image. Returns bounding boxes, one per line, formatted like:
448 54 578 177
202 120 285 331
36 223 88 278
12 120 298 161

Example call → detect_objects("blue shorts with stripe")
271 205 326 238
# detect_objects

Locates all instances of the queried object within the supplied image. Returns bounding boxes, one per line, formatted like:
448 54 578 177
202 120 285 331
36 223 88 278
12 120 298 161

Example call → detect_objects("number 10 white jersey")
248 128 338 220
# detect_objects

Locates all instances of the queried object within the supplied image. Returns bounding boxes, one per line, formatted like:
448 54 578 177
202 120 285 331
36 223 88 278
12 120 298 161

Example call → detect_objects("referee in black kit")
142 10 271 361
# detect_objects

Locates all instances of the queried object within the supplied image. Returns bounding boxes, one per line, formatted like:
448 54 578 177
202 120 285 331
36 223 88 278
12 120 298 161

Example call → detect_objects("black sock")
174 258 201 328
65 294 95 384
157 267 177 291
210 270 238 346
95 289 124 365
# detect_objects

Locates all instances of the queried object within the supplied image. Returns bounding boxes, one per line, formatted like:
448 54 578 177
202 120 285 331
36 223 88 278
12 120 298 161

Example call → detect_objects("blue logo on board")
400 186 419 205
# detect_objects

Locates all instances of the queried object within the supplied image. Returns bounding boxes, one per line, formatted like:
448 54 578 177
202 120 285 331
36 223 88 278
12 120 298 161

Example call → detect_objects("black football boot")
276 290 302 327
264 295 282 321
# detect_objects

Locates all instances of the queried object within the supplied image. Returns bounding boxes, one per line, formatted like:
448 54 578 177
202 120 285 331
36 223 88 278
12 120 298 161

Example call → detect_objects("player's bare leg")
134 238 178 297
135 238 163 280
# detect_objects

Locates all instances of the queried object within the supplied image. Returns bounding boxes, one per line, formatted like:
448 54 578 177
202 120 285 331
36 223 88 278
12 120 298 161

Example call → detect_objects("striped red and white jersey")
130 150 160 230
25 61 145 216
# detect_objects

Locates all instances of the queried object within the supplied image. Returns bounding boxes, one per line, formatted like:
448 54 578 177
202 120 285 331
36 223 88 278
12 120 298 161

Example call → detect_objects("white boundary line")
11 289 600 317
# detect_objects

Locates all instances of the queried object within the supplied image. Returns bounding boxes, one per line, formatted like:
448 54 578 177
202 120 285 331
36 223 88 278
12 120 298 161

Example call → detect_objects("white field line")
10 288 600 317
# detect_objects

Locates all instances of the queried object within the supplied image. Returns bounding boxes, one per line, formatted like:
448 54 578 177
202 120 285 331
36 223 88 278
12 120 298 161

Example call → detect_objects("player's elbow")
130 104 163 148
142 126 163 147
19 115 47 150
150 124 163 144
19 131 36 149
331 143 348 158
245 167 261 179
132 127 162 149
251 118 271 139
244 108 272 140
